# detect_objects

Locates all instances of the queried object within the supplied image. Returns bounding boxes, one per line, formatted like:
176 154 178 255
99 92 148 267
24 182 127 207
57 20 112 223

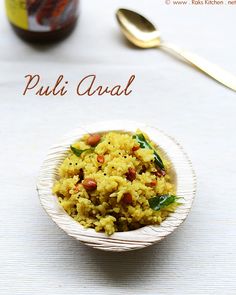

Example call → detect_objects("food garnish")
149 194 179 211
133 133 165 170
70 146 93 157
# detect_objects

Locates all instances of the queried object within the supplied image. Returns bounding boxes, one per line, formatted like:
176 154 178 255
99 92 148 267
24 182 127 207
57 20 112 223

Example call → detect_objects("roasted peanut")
126 167 136 181
132 145 140 151
147 180 157 187
161 170 166 176
122 193 133 204
86 134 101 146
155 170 166 177
82 178 97 191
97 155 105 164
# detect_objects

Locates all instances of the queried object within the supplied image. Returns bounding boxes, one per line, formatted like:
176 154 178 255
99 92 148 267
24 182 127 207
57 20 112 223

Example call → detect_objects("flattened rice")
53 131 178 235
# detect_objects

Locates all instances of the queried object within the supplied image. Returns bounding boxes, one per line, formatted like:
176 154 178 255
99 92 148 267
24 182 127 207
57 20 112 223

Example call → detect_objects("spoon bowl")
116 8 236 91
116 9 161 48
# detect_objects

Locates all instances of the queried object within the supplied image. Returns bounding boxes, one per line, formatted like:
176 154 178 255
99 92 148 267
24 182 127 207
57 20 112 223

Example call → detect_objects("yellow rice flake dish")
52 131 179 235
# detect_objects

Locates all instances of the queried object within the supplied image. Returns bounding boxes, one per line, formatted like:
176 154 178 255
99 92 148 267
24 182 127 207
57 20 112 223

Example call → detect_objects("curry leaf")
70 146 93 157
133 133 165 170
148 194 178 211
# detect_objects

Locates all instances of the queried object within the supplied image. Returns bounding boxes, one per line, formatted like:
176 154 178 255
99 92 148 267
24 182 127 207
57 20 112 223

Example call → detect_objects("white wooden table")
0 1 235 294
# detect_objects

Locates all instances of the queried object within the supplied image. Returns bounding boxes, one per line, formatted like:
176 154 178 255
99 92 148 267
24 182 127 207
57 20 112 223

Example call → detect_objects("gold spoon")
116 8 236 92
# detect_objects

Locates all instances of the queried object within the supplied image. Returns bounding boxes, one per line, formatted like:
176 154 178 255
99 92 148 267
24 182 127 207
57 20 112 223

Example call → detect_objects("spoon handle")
160 42 236 92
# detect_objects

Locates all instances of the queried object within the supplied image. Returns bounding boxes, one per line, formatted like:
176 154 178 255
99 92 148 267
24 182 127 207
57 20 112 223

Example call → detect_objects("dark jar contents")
5 0 79 43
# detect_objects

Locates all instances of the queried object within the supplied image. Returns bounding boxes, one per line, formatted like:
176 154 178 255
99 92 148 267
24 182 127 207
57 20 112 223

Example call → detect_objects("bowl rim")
37 120 197 252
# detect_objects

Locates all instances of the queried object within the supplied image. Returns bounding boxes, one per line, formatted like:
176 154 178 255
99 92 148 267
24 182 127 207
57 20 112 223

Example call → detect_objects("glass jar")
5 0 79 43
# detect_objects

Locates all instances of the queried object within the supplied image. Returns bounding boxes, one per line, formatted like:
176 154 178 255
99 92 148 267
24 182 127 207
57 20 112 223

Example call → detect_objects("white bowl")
37 120 196 252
